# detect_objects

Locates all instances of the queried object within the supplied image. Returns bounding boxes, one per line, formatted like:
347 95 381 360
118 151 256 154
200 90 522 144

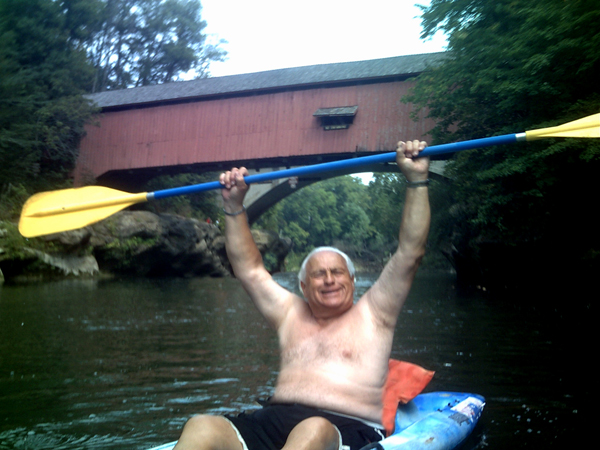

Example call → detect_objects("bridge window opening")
313 106 358 130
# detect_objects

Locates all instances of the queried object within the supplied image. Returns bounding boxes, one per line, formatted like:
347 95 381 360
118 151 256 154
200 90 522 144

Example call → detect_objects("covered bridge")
77 53 444 220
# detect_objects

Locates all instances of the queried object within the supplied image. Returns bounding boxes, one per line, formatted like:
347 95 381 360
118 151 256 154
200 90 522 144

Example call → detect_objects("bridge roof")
87 52 445 110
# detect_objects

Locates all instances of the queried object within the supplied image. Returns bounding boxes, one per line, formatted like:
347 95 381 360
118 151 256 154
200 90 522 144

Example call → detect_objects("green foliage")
87 0 227 91
415 0 600 141
255 175 400 268
0 0 97 208
281 183 341 248
103 235 159 267
409 0 600 282
281 221 311 251
283 177 371 253
255 177 364 261
141 172 221 220
364 173 405 244
255 202 283 234
366 173 454 269
0 220 31 261
254 173 452 271
0 183 29 220
340 203 371 243
0 220 61 260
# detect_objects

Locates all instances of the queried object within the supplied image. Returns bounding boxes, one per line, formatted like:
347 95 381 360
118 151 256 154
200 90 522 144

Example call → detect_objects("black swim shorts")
225 403 385 450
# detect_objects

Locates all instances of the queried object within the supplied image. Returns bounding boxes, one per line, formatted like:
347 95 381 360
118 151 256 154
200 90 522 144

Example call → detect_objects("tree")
87 0 227 91
408 0 600 289
365 173 405 245
0 0 97 217
279 182 342 253
414 0 600 141
252 176 383 265
340 203 371 243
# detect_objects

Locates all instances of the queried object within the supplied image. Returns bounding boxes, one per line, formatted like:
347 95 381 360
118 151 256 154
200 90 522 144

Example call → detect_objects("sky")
197 1 447 182
200 0 447 77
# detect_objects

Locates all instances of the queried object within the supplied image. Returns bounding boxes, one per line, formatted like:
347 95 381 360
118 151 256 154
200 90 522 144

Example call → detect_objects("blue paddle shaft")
151 133 520 200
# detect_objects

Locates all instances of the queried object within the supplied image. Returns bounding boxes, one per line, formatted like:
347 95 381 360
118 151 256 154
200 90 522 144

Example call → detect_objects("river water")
0 272 586 449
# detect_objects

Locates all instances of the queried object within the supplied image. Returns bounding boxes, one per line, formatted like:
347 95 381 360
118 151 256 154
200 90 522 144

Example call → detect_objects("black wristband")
406 179 430 188
223 205 246 216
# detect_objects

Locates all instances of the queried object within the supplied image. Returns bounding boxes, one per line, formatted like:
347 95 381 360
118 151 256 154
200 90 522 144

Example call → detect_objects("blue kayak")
371 392 485 450
146 391 485 450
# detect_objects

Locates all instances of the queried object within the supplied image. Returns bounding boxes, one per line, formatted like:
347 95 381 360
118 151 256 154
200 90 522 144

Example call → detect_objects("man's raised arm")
220 167 296 328
363 140 431 325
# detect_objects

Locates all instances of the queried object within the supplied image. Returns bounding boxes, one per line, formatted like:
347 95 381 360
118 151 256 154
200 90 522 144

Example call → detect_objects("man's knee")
285 416 340 450
176 415 242 450
303 416 338 435
182 414 222 434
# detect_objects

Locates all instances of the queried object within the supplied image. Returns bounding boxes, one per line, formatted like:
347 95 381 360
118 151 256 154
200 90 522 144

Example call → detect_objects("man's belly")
271 365 384 425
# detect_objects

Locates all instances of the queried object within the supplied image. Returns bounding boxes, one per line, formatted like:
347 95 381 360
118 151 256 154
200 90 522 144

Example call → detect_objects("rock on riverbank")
0 211 291 282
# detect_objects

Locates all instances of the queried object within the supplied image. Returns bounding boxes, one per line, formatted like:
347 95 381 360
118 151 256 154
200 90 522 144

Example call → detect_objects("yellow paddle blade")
19 186 148 237
526 113 600 140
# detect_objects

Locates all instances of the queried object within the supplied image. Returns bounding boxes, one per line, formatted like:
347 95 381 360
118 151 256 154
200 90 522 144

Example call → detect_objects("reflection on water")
0 272 585 449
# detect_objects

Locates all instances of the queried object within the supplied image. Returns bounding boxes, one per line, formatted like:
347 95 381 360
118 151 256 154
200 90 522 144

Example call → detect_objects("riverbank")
0 212 291 283
2 214 594 305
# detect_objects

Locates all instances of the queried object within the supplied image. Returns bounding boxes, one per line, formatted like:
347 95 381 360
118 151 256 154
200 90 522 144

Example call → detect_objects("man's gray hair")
298 246 356 292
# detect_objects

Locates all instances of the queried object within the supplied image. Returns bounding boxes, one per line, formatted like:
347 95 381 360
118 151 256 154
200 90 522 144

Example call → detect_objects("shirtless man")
174 139 430 450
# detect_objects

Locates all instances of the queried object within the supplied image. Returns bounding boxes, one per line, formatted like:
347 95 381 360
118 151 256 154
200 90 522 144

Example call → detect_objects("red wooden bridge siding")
75 55 440 186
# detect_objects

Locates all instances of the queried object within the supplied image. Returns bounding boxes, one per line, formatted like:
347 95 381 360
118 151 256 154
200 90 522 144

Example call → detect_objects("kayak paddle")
18 112 599 238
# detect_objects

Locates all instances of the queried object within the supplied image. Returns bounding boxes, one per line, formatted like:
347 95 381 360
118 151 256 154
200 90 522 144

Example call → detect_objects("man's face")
301 251 355 318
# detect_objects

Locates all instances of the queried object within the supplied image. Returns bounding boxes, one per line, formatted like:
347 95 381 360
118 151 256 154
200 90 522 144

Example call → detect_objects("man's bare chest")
280 320 368 365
